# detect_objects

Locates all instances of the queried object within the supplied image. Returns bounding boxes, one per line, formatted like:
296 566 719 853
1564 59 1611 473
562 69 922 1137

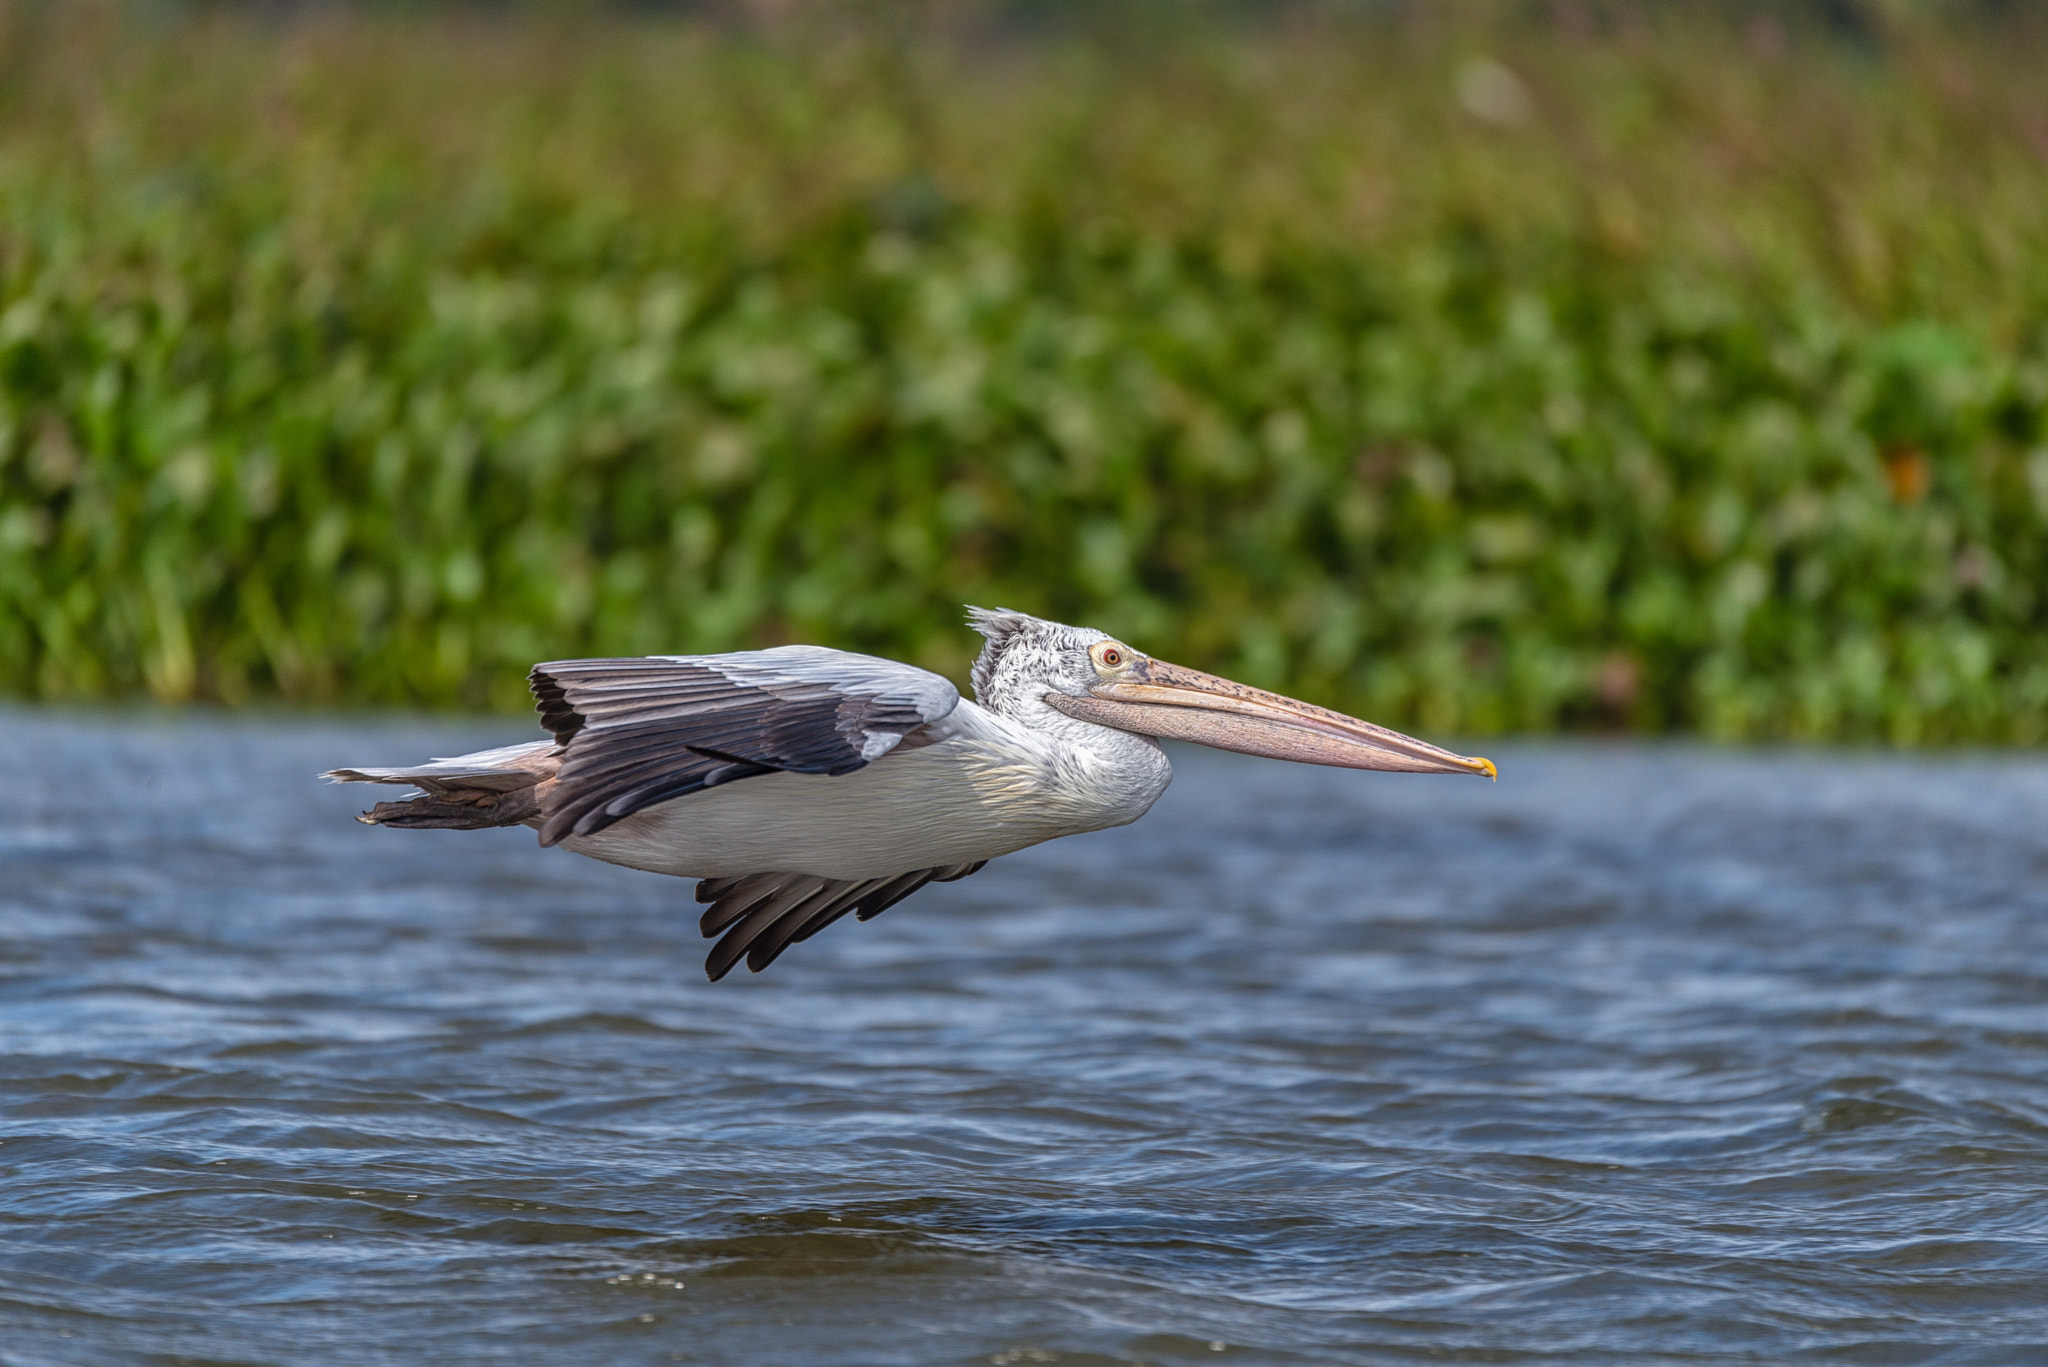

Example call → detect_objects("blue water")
6 713 2048 1365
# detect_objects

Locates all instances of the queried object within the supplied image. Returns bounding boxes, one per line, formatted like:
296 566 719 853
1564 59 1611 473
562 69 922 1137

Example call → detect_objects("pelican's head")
966 607 1495 779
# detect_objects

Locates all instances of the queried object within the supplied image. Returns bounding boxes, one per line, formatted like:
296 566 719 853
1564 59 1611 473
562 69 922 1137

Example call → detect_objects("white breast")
556 700 1173 880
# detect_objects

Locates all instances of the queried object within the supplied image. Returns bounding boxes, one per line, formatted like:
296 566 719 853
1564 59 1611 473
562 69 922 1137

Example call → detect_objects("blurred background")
2 0 2045 738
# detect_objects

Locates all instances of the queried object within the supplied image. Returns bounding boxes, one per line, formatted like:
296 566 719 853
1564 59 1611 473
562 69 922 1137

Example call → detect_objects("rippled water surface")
7 713 2048 1365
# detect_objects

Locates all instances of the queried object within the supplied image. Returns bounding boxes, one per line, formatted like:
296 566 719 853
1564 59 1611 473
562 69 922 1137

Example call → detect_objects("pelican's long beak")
1045 660 1496 778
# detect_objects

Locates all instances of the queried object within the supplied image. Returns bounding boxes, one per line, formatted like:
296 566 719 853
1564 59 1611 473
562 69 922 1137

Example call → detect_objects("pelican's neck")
950 693 1173 828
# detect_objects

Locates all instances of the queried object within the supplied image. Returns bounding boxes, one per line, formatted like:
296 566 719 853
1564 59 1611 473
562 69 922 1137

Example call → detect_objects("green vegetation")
3 3 2047 739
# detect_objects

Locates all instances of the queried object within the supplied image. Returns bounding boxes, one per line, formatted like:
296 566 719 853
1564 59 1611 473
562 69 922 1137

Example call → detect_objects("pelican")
328 608 1495 980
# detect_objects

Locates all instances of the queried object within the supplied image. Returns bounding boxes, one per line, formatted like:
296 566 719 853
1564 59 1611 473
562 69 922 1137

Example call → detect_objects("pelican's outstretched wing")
692 861 987 982
529 646 960 846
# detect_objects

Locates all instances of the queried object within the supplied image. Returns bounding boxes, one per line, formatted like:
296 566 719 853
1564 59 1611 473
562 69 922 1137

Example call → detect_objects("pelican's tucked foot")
354 788 539 830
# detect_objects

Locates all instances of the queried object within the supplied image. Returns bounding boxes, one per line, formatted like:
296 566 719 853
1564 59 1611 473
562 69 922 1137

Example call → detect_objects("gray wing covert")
528 645 960 846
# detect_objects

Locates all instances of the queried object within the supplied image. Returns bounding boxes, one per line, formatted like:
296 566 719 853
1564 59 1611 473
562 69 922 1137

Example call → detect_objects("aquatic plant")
2 3 2046 739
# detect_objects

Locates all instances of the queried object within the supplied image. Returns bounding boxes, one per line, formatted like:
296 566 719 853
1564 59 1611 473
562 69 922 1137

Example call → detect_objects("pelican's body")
329 609 1492 980
564 698 1171 880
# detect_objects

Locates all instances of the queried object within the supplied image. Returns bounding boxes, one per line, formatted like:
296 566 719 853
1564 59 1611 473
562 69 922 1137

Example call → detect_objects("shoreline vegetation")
3 2 2046 739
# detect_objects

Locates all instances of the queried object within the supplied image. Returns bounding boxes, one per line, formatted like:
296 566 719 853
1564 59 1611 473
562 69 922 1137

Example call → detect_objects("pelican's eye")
1091 643 1131 672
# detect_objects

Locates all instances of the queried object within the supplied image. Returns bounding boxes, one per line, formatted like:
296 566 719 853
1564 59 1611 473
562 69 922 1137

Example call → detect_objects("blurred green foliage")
3 2 2047 739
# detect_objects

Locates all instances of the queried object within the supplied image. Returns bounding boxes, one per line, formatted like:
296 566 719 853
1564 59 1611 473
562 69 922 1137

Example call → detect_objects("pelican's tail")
324 740 561 830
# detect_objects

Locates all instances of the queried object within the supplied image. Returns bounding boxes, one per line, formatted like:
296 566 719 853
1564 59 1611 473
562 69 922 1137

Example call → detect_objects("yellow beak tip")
1471 756 1498 781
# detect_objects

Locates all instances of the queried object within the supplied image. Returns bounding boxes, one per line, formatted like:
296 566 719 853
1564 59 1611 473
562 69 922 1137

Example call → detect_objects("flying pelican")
328 608 1495 981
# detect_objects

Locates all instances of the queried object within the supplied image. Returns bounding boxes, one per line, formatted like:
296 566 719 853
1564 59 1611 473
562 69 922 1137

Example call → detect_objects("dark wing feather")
693 862 988 982
527 646 959 845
